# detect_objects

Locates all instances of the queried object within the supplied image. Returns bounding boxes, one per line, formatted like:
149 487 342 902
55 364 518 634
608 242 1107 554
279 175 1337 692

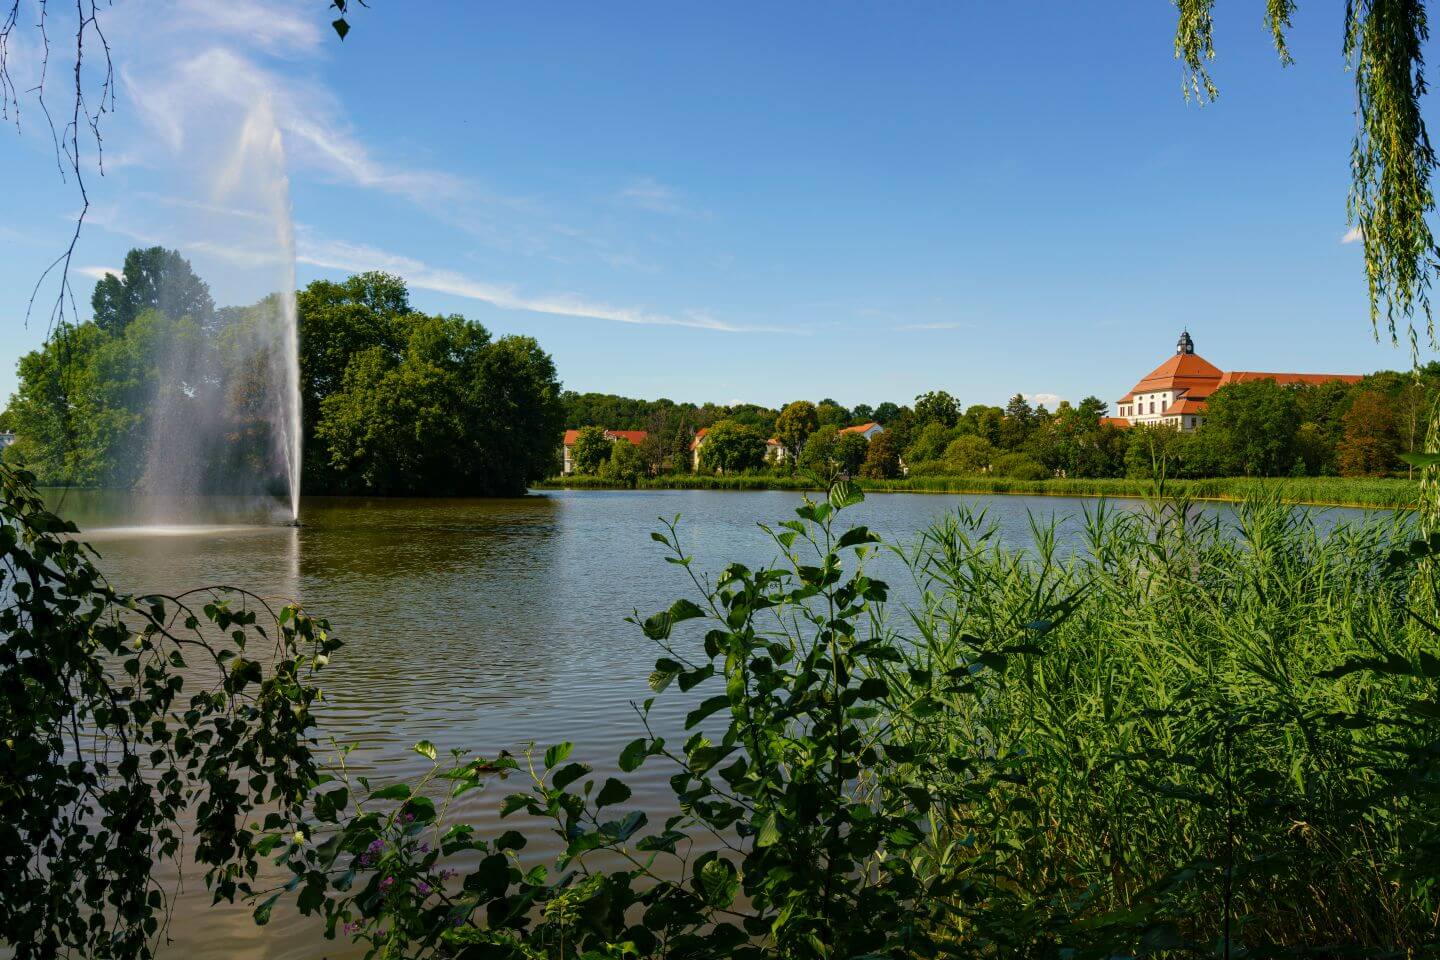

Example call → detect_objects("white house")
561 429 648 474
1114 331 1361 432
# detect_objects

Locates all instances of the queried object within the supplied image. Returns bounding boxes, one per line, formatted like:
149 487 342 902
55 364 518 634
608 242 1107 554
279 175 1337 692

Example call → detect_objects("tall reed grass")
891 497 1440 952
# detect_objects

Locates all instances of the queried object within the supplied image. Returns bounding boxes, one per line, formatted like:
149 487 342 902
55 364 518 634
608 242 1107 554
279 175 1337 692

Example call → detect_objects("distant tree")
600 437 646 485
905 421 954 465
943 435 995 474
1338 390 1399 476
316 312 564 496
1125 424 1187 481
571 425 612 475
834 432 869 475
873 401 902 424
851 403 875 422
1204 380 1301 476
798 426 840 476
913 390 961 428
90 247 215 335
775 401 820 462
1076 396 1108 421
699 420 767 473
858 430 902 479
960 404 1005 446
815 401 849 429
723 403 780 436
1000 394 1035 448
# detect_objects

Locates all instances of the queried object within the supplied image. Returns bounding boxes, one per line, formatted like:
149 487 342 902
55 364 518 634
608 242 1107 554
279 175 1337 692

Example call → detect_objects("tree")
913 390 961 428
943 435 995 474
698 420 767 473
851 403 875 422
799 426 840 476
775 401 820 462
905 421 954 465
600 437 646 485
859 430 902 478
834 432 869 475
815 400 849 429
1338 390 1399 476
873 402 902 424
90 247 215 335
313 309 563 496
1204 380 1301 476
571 426 612 475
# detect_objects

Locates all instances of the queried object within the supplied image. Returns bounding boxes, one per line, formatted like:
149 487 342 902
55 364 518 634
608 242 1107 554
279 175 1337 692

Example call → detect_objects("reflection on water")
37 488 1382 959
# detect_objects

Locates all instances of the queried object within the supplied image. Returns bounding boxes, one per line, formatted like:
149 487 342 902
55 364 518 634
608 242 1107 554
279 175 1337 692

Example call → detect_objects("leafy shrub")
0 464 340 959
991 451 1048 479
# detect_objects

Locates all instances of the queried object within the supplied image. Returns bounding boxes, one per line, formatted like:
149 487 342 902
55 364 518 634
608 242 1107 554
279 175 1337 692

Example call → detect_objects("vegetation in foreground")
540 471 1422 509
8 461 1440 958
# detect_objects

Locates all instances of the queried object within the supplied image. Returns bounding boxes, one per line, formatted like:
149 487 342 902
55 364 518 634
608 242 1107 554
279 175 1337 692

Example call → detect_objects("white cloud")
1342 225 1364 244
899 320 970 331
1024 392 1065 408
165 0 324 55
76 265 123 281
294 232 787 333
617 177 691 215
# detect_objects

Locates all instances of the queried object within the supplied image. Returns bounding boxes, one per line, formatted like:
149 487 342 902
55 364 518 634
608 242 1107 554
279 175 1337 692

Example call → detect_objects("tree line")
1 249 564 497
564 374 1440 482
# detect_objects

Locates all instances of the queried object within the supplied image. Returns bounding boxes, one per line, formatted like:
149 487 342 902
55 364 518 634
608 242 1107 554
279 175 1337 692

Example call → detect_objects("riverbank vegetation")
565 370 1440 487
540 472 1420 509
1 251 564 497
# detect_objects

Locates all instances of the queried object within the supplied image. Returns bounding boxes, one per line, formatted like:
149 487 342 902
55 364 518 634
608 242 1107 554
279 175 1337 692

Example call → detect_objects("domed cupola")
1176 330 1195 355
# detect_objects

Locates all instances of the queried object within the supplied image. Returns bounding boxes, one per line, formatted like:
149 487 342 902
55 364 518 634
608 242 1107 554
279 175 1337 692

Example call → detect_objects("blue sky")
0 0 1426 411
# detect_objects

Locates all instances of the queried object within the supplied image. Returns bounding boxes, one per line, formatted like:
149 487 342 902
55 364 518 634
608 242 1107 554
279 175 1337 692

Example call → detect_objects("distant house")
689 427 709 472
561 428 648 475
839 421 884 441
1114 331 1362 432
0 431 14 451
765 438 787 463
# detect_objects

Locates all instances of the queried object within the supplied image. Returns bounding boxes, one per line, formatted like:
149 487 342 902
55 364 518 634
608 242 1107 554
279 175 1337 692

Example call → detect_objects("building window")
1148 401 1155 414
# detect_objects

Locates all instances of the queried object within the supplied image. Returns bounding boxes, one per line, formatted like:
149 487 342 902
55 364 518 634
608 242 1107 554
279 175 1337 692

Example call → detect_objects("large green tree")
1204 379 1302 476
774 401 820 462
90 247 214 335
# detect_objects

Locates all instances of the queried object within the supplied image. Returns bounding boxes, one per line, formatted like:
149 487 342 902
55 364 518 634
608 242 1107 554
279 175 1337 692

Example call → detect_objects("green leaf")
595 777 632 808
414 740 437 761
685 694 731 730
331 16 350 40
252 892 280 925
544 742 573 769
618 737 649 773
369 783 411 801
754 811 781 848
551 761 591 791
1400 452 1440 468
828 479 865 510
696 857 739 908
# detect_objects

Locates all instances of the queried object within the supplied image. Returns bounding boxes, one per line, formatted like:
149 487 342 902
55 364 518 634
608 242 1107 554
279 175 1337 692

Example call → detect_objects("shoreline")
537 475 1419 511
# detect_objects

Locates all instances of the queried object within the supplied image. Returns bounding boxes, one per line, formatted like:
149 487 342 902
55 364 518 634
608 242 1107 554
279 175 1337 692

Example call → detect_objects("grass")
537 472 1420 509
890 497 1439 951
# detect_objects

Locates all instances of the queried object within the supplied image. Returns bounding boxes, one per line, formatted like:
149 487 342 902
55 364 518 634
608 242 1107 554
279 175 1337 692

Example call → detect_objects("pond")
38 488 1382 959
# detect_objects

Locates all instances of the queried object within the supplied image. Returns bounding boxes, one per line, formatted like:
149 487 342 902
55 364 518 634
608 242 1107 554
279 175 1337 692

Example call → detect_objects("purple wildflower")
417 881 431 896
379 876 395 892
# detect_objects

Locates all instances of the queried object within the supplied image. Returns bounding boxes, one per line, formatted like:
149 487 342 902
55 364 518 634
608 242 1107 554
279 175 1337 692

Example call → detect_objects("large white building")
1114 331 1362 432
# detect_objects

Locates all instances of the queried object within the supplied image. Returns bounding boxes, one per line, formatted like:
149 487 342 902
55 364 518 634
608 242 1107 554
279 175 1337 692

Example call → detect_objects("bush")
991 451 1048 480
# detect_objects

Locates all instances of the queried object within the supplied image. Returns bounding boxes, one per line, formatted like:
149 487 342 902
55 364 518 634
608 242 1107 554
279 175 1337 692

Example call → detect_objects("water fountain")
131 97 304 527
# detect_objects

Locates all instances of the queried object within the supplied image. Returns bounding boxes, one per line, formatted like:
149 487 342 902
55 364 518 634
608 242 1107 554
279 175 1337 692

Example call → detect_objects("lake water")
34 488 1382 959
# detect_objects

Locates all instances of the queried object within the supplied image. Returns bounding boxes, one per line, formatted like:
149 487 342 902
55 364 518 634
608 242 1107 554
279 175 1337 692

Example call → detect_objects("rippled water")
35 488 1377 958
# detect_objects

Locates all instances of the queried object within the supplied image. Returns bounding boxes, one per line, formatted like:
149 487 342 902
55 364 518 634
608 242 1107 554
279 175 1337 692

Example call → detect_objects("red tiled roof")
562 428 648 446
839 422 881 435
689 427 709 451
1122 352 1224 400
1161 397 1208 416
607 430 648 445
1099 416 1130 428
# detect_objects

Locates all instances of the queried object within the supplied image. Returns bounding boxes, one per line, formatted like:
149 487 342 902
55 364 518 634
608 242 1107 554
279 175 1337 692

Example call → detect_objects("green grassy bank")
537 472 1420 509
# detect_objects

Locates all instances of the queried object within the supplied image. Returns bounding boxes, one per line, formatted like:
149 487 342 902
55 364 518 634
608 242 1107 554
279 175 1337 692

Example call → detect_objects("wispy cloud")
76 265 123 281
1024 392 1065 408
295 232 787 333
617 177 693 215
898 320 971 331
165 0 324 55
1342 225 1364 244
